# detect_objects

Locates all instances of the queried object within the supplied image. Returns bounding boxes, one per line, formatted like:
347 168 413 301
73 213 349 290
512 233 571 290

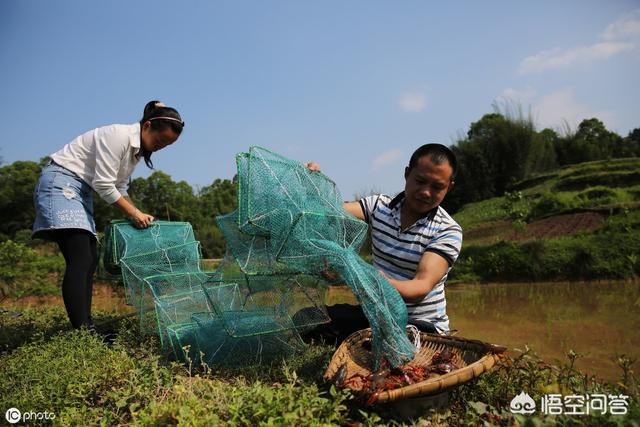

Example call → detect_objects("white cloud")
518 9 640 74
532 88 615 131
518 42 634 74
372 149 403 171
499 86 537 103
601 9 640 41
398 90 427 112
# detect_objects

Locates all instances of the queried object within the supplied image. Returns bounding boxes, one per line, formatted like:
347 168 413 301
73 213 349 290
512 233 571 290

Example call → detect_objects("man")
305 143 462 342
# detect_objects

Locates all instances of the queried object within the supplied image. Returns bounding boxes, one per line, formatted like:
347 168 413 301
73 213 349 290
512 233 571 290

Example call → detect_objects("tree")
446 139 497 212
525 128 558 175
0 161 41 240
556 118 623 165
446 112 539 211
198 179 237 218
618 128 640 158
127 172 238 258
0 156 241 257
129 171 199 223
194 178 238 257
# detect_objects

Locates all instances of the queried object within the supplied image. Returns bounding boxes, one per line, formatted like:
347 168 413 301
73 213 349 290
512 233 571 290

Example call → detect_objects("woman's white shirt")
50 123 142 204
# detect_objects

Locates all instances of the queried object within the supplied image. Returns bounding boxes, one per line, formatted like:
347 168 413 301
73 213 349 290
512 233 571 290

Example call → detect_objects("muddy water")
327 280 640 382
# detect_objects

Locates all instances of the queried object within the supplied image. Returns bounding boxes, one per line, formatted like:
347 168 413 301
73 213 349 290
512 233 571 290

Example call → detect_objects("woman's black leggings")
54 229 97 329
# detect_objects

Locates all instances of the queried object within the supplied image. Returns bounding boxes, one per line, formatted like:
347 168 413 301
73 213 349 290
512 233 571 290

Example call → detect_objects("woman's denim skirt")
32 161 97 240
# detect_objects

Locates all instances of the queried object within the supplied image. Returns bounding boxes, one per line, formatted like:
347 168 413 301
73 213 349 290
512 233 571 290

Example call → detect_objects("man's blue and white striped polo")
359 192 463 334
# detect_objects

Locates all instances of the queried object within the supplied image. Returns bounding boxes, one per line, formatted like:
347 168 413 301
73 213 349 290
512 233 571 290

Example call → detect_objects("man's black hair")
408 143 457 181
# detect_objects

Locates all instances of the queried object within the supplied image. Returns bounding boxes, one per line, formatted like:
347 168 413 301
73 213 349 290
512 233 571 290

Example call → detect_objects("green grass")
512 157 640 193
454 157 640 232
1 307 638 425
452 197 507 231
452 159 640 280
450 220 640 283
0 240 65 298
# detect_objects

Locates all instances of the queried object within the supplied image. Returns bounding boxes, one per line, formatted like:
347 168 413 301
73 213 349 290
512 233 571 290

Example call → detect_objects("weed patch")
1 307 638 425
0 240 64 298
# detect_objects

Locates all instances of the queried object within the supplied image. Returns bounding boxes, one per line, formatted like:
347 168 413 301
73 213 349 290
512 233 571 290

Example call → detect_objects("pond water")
327 280 640 382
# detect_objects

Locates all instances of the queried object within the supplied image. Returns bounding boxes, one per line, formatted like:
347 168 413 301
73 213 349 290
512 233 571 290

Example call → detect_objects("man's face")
403 155 454 215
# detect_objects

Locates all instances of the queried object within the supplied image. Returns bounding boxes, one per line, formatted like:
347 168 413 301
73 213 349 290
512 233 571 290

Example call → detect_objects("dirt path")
465 212 606 243
3 282 135 314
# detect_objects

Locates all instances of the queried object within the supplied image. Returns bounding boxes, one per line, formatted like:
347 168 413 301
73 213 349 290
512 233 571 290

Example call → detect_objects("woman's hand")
304 162 322 172
129 209 155 228
112 197 154 228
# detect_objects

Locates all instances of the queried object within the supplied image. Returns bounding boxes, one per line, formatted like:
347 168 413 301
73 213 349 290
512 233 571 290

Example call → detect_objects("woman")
32 100 184 329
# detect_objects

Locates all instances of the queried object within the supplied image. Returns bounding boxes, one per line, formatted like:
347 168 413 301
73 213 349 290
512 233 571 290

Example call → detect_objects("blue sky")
1 1 639 199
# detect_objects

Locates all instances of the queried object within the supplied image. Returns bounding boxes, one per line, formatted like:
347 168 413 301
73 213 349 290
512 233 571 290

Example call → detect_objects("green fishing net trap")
103 146 415 369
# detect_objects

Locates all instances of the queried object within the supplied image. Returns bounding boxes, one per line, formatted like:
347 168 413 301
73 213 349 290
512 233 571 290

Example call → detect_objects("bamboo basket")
324 328 507 403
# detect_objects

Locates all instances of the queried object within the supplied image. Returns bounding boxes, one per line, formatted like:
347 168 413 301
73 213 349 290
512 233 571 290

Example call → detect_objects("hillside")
449 157 640 282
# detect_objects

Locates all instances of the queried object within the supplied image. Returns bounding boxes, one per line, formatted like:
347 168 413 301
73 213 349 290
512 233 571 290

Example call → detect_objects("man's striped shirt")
359 192 463 333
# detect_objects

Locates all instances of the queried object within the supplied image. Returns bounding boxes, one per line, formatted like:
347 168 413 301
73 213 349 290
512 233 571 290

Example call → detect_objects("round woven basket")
324 328 507 403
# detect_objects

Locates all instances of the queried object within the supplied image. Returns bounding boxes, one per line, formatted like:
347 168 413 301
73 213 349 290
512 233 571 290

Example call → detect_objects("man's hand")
378 269 391 280
304 162 322 172
383 252 450 303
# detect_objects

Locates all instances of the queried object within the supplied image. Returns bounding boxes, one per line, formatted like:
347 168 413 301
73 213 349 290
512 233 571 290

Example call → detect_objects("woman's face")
141 121 180 152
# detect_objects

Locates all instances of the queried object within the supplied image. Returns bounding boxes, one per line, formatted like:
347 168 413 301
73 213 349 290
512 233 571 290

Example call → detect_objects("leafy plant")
1 306 638 425
0 240 64 298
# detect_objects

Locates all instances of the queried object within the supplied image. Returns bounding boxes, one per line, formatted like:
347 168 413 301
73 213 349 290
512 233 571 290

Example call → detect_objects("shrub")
133 371 350 426
0 320 352 426
453 226 640 282
0 240 64 298
527 192 574 220
0 307 70 353
554 171 640 191
576 186 618 205
628 187 640 201
0 329 174 426
501 191 530 223
448 347 640 426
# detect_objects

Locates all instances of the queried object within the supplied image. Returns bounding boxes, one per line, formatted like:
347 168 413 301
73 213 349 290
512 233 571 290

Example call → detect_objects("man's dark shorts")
297 303 438 345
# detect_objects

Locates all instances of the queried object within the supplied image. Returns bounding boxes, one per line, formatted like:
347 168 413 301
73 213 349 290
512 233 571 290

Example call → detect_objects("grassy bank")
451 158 640 283
0 307 638 425
454 158 640 231
450 221 640 282
0 240 64 298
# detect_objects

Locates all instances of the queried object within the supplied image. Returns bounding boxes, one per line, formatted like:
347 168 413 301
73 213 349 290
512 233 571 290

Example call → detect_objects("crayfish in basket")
334 359 429 405
333 349 462 405
428 348 460 374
